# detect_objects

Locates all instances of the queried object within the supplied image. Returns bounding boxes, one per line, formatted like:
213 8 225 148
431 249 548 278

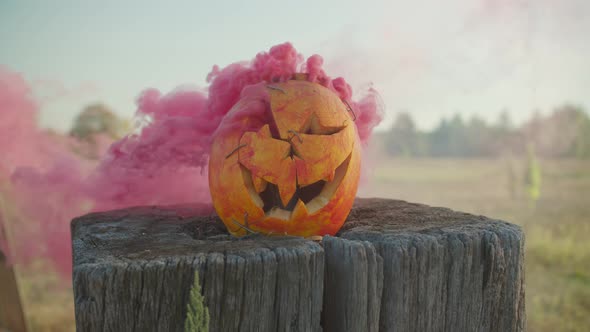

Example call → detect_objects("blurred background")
1 0 589 331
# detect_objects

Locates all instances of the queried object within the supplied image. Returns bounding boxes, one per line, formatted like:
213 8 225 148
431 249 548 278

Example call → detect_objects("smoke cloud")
0 43 383 277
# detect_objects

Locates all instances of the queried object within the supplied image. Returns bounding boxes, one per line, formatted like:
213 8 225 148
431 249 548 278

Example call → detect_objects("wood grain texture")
72 198 525 332
322 236 383 332
72 204 323 332
339 199 526 332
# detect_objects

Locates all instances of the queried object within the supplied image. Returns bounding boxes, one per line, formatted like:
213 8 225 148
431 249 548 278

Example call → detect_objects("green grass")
13 157 590 331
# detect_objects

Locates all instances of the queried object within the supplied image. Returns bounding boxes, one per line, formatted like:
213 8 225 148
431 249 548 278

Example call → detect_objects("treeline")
383 104 590 158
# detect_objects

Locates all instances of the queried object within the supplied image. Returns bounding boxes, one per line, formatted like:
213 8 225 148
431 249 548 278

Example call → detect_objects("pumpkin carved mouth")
240 152 352 221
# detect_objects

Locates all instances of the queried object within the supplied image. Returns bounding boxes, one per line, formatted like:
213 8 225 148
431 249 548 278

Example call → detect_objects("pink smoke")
0 42 383 278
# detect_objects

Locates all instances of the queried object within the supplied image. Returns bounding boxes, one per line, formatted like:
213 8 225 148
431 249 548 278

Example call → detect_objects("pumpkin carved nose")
239 124 297 207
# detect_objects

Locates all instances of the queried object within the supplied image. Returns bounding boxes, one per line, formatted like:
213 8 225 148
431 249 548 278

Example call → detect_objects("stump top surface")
72 198 518 266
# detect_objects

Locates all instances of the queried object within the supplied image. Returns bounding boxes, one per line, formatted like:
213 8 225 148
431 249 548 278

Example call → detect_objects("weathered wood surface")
322 236 383 332
72 204 323 332
72 198 525 332
336 199 526 332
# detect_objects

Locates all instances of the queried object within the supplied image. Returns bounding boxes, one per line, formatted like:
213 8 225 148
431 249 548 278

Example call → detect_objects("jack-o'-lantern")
208 76 360 237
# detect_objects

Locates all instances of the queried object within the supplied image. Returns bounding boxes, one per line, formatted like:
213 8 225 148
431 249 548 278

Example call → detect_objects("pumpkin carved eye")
209 78 361 237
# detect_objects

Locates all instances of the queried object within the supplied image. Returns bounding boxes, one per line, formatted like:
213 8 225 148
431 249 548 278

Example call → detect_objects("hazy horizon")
2 0 589 132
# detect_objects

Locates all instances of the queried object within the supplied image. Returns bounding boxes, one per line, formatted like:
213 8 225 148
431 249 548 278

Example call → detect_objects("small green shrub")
185 272 209 332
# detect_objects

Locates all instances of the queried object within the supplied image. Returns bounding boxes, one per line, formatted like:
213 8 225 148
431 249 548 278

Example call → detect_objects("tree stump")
72 198 525 332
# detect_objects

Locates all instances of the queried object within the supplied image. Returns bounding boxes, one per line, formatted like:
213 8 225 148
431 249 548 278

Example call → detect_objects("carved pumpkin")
208 77 360 237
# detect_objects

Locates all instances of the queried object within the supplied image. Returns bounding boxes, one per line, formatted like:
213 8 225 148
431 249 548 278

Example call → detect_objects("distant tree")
448 114 467 157
378 105 589 159
429 117 450 157
496 109 513 132
547 105 584 157
522 104 588 158
70 103 127 141
489 110 524 156
466 115 491 156
428 113 470 157
386 112 427 157
570 107 590 159
69 103 129 159
521 110 543 151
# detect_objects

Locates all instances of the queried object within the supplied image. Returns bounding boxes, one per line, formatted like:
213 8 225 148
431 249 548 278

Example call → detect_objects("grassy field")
361 157 590 332
13 157 590 331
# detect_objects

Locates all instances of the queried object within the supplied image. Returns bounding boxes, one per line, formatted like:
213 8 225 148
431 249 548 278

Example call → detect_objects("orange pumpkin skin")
208 79 360 237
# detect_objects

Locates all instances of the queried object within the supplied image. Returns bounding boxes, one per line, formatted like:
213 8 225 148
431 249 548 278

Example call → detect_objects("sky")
1 0 589 131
